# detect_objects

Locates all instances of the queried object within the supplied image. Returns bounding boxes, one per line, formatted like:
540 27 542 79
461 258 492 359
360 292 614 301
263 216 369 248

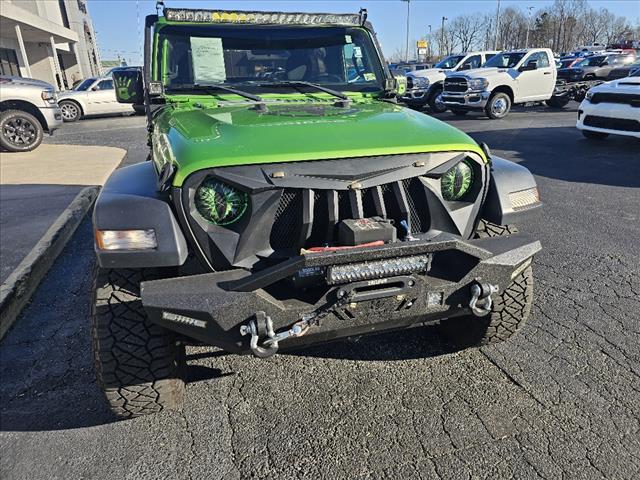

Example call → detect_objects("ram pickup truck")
402 51 498 112
93 5 542 418
442 48 558 119
0 76 62 151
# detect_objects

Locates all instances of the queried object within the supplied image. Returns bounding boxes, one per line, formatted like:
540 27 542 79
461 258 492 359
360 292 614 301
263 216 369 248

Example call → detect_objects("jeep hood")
162 101 485 186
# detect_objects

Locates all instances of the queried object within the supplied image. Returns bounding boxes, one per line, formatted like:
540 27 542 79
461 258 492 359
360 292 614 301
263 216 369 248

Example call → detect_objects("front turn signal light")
95 229 157 250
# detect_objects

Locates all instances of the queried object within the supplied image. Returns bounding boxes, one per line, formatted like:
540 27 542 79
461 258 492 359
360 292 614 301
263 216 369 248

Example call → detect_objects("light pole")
525 6 534 48
402 0 411 62
494 0 501 50
428 24 432 59
440 16 447 57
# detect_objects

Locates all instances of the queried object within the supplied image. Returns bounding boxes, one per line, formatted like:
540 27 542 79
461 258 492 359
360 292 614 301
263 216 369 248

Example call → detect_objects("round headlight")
195 178 248 225
441 160 474 201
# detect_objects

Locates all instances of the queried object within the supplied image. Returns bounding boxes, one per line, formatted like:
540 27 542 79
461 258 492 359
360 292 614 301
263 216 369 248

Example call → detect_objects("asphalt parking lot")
1 104 639 480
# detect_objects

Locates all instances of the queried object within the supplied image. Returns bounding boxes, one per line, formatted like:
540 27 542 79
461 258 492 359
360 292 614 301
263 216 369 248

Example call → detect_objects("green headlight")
195 178 248 225
441 160 474 201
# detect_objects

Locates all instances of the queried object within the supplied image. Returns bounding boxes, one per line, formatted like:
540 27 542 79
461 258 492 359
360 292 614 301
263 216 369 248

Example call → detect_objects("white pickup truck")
442 48 560 119
402 51 499 112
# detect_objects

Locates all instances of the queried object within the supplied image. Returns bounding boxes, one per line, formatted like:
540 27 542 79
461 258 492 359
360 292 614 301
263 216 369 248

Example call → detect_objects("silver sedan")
57 77 135 122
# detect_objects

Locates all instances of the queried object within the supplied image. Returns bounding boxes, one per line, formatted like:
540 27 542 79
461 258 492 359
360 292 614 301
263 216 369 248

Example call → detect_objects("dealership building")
0 0 101 89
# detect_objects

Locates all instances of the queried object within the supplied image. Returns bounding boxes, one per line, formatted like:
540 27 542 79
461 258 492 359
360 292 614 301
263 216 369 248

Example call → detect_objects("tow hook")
239 312 310 358
469 282 499 317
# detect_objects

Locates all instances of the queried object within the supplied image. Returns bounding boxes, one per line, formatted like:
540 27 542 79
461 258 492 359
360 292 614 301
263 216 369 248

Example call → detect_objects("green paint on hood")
159 100 485 186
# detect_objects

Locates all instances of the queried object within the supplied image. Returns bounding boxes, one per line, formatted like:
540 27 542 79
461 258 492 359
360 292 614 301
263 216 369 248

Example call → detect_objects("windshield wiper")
169 83 265 103
258 81 351 107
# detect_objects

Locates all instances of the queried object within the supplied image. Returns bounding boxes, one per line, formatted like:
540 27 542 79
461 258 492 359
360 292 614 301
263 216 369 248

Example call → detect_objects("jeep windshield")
156 24 386 95
435 55 465 69
483 52 526 69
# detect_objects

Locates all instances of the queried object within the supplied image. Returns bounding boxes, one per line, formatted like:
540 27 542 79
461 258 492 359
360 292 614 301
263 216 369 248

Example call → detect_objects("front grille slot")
444 77 468 93
590 93 640 107
584 115 640 132
270 177 431 250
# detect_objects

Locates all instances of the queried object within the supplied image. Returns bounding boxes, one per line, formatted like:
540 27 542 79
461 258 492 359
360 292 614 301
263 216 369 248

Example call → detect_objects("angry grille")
270 178 431 250
589 93 640 107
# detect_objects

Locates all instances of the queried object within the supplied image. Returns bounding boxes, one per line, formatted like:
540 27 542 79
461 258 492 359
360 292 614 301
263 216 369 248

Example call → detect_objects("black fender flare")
481 156 542 225
93 162 188 268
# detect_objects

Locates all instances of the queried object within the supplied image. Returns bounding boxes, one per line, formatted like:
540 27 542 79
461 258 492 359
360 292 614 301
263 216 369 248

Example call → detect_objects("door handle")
544 72 551 75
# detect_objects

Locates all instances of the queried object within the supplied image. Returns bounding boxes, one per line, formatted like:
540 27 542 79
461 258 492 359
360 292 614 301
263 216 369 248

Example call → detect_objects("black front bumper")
141 233 541 353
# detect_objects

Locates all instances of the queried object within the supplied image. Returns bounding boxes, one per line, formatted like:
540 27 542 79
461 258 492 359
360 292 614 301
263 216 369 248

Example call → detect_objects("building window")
59 0 70 28
77 0 87 14
0 48 21 77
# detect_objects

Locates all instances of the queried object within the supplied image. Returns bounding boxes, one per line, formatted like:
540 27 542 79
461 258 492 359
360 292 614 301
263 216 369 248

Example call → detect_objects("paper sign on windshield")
191 37 226 83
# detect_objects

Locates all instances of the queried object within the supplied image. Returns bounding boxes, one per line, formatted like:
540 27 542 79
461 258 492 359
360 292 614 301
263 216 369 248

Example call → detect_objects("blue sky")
89 0 639 64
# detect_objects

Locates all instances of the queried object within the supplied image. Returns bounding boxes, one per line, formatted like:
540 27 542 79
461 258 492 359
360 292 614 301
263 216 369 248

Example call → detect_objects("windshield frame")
153 22 388 96
483 52 527 69
74 78 97 91
435 55 465 69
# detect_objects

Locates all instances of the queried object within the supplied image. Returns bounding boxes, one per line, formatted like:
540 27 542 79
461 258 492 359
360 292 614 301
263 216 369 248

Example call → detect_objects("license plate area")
336 275 416 303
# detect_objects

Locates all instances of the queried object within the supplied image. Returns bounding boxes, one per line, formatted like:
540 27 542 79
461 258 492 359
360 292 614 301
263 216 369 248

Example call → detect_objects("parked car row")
0 67 143 152
400 46 639 121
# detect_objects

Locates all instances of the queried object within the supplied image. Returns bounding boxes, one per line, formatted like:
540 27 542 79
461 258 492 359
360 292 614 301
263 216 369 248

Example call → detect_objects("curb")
0 186 100 339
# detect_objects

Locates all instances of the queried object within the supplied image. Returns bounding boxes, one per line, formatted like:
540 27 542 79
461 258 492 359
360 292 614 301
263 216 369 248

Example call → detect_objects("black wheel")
92 268 185 418
428 86 447 113
545 96 570 109
450 109 469 116
0 109 44 152
439 266 534 349
581 130 609 140
59 100 81 122
484 92 511 119
474 219 519 238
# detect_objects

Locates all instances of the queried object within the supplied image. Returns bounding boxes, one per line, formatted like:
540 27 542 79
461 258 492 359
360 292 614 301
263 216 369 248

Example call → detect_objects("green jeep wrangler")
94 6 542 417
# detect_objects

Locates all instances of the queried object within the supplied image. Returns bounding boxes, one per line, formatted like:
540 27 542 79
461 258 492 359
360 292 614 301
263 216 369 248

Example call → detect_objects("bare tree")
449 14 483 52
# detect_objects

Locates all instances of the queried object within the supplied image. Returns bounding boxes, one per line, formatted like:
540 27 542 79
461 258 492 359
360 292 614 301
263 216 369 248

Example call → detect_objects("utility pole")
494 0 501 50
402 0 411 62
428 24 432 59
525 6 534 48
440 16 447 57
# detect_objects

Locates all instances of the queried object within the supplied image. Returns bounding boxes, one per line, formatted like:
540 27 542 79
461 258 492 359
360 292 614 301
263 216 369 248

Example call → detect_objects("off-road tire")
450 109 468 116
59 100 81 122
428 86 447 113
439 266 534 348
484 92 511 119
582 130 609 140
92 267 185 418
474 219 519 238
545 96 570 109
0 109 44 152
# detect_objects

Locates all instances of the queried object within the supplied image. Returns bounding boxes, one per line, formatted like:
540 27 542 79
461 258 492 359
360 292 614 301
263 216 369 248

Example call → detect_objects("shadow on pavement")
285 323 454 361
466 126 640 188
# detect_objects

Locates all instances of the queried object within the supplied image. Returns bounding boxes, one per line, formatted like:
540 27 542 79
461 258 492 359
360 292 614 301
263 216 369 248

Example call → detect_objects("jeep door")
516 51 555 101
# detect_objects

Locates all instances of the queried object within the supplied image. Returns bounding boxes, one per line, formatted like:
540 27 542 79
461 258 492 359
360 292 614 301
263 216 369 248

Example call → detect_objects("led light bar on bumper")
326 255 431 285
95 229 157 251
164 8 362 25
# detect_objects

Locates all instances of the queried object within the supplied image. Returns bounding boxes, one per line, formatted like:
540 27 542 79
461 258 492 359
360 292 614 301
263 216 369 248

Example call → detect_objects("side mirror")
601 61 608 66
91 86 98 91
459 63 472 71
113 69 144 104
519 61 538 72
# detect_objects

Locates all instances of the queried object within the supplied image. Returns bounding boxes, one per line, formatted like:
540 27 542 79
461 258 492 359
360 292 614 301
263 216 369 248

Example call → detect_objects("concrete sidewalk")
0 144 125 336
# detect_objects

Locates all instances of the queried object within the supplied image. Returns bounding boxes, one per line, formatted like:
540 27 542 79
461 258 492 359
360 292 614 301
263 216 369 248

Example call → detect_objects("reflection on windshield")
435 55 464 69
483 53 526 68
74 79 95 91
157 25 384 94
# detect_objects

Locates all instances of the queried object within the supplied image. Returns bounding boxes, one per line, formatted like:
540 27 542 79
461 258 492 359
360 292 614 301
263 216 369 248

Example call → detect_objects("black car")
608 60 640 80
